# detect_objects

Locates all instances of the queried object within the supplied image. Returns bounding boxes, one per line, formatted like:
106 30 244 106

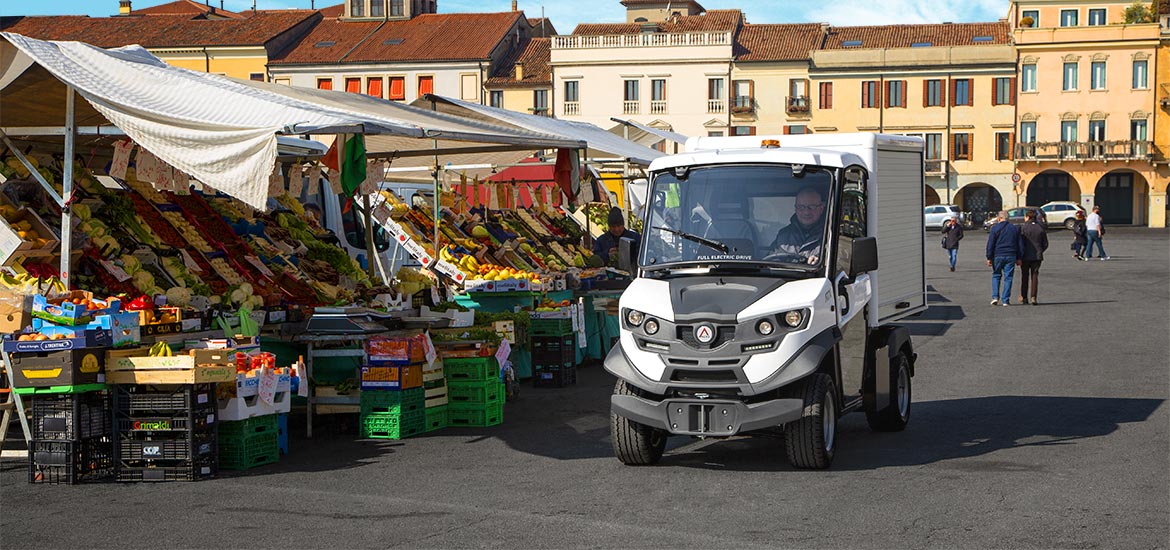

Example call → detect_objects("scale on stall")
303 307 394 335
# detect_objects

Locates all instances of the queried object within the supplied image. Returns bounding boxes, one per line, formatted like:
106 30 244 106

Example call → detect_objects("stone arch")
1062 53 1081 62
925 185 941 206
1094 169 1149 225
1091 53 1109 62
1021 112 1040 122
1025 169 1079 206
954 182 1003 226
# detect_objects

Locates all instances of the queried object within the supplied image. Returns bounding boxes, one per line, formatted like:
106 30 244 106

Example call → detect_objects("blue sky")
12 0 1008 31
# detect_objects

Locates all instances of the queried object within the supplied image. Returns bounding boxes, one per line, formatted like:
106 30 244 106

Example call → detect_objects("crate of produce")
359 363 422 391
31 292 120 326
529 317 574 337
424 405 448 432
28 436 114 485
360 411 425 439
8 348 107 388
277 413 288 455
221 368 291 400
442 356 499 383
531 334 576 368
359 387 425 416
107 364 235 385
31 391 111 441
218 414 278 439
424 378 448 408
534 365 578 388
114 384 216 414
447 380 504 406
365 334 427 364
106 348 234 371
116 459 216 482
218 390 291 422
118 434 216 462
219 430 278 470
116 413 217 434
2 328 112 354
448 402 504 428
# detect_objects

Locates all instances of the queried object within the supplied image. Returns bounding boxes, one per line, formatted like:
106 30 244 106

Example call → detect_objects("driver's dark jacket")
768 214 824 259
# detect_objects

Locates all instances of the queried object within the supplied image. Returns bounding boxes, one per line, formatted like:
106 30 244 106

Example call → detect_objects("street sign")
1011 173 1021 183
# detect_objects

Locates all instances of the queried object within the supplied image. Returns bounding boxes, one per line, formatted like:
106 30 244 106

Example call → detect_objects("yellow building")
1154 0 1170 227
484 17 559 117
728 24 826 137
806 23 1017 222
1010 0 1162 226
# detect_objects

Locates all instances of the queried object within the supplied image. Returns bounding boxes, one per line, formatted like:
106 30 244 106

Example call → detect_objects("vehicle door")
833 167 871 404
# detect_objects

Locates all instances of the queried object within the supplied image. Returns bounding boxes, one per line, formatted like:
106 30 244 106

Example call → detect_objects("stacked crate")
113 384 218 482
360 336 426 439
359 387 425 439
423 359 448 432
26 387 114 484
218 414 279 470
530 318 578 388
443 357 504 427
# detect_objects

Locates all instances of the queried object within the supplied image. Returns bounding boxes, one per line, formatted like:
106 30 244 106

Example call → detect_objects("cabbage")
239 282 253 296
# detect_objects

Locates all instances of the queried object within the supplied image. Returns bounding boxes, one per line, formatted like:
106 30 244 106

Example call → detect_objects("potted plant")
1020 15 1035 27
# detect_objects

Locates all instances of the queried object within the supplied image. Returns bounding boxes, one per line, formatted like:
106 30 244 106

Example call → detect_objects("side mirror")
850 236 878 278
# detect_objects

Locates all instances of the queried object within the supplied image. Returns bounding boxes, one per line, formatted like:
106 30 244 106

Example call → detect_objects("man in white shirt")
1085 205 1110 260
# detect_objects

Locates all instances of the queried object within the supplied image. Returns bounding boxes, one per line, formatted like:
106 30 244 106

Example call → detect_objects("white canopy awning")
0 33 584 210
609 117 690 147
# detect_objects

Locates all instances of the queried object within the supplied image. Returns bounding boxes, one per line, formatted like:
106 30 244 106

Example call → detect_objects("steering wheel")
762 251 806 263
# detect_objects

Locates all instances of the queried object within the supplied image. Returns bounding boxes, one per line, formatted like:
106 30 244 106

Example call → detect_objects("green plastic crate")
219 431 278 470
449 402 504 427
360 411 425 439
443 357 499 382
447 380 504 406
424 405 448 432
359 387 425 416
218 414 278 439
14 383 109 395
530 318 574 337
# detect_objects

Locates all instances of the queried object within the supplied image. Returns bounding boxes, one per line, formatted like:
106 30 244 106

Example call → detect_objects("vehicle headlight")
644 318 659 335
783 310 804 328
756 319 774 336
625 309 644 326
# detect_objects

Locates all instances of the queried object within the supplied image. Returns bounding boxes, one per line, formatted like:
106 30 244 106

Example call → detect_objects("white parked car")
1040 201 1085 230
924 204 963 229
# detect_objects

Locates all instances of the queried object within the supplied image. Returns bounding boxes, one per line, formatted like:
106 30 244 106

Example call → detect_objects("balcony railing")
622 100 640 115
1015 140 1153 161
925 159 948 175
731 96 755 114
707 99 725 113
564 102 580 116
650 100 667 114
786 96 810 113
529 107 551 117
552 31 732 49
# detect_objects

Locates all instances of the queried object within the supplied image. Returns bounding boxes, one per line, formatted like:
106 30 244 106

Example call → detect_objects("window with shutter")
316 78 333 90
818 82 833 109
388 77 405 100
345 77 361 94
418 75 434 96
366 77 383 98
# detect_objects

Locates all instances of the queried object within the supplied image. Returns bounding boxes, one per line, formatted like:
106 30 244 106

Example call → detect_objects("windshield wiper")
653 226 728 254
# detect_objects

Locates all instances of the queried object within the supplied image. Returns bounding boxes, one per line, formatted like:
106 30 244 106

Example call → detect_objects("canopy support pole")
59 87 76 288
362 193 378 281
432 140 440 261
0 133 65 207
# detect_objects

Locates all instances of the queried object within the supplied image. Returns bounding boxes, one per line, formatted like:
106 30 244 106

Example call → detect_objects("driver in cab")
767 186 827 263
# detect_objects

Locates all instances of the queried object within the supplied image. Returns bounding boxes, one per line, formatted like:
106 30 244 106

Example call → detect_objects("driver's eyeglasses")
795 203 824 212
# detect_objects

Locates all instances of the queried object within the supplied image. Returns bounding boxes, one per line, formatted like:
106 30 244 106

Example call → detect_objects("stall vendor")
593 207 640 266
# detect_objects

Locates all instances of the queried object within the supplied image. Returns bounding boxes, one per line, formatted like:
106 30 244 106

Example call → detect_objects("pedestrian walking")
1018 209 1048 305
1085 205 1110 260
941 216 964 272
985 210 1023 306
1071 210 1088 261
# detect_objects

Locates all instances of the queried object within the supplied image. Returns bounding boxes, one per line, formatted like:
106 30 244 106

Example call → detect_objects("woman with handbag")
1071 210 1088 261
941 216 964 272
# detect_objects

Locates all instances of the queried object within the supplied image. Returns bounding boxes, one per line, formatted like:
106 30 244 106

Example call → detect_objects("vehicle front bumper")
611 393 804 437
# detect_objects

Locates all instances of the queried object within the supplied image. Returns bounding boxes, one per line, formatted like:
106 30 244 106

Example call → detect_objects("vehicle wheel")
611 380 667 465
1064 218 1076 231
783 373 837 469
866 352 912 432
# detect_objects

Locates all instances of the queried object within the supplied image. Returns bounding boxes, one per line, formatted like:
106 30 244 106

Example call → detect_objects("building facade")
727 24 826 137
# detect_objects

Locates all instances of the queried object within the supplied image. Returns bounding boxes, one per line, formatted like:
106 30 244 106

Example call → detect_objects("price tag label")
296 359 309 398
100 260 132 282
244 255 275 278
258 366 277 406
110 139 134 180
424 332 437 367
179 249 203 273
494 338 511 374
289 169 305 196
429 285 441 306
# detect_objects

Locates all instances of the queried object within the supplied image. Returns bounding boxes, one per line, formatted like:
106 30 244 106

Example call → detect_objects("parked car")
982 206 1048 230
1040 201 1085 230
924 204 964 229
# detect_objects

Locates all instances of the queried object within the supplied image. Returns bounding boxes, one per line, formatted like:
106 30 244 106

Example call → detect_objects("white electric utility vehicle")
606 133 927 469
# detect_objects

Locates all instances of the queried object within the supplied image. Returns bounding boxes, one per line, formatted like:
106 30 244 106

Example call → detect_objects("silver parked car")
924 204 963 230
1040 201 1085 230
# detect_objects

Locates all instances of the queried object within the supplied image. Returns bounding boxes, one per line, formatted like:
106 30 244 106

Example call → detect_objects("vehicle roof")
647 146 865 172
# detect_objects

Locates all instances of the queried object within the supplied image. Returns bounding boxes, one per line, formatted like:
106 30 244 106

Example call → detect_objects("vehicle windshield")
640 163 835 270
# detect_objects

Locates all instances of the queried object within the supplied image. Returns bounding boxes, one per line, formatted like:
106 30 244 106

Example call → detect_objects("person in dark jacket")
1071 210 1088 261
941 216 964 272
1018 209 1049 305
985 210 1024 306
767 186 827 262
593 207 640 266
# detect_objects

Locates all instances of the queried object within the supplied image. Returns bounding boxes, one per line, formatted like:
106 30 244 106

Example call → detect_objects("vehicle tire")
783 373 837 469
866 351 912 432
611 380 667 465
1064 218 1076 231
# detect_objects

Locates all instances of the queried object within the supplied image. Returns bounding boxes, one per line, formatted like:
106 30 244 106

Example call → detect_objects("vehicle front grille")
678 325 735 349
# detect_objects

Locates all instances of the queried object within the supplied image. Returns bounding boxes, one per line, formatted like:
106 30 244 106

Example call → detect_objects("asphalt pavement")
2 227 1167 549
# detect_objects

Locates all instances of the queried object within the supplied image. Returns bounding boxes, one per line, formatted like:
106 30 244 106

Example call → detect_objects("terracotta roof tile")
619 0 705 9
572 9 742 35
486 37 550 88
318 3 344 18
735 23 824 61
272 11 525 65
0 10 318 48
132 0 244 19
527 18 557 37
822 22 1010 49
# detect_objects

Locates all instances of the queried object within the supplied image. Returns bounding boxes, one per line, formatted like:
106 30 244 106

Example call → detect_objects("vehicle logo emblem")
695 324 716 344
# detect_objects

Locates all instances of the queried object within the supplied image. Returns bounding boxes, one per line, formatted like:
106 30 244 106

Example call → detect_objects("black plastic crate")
118 434 216 462
31 391 112 441
531 335 576 368
116 459 217 482
28 437 114 485
534 365 577 388
114 384 217 414
116 412 217 434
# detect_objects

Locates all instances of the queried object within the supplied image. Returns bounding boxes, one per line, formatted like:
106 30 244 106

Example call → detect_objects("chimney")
119 0 132 15
512 0 518 11
515 63 524 81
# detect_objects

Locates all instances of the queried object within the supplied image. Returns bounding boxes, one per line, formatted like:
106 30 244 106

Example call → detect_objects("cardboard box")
0 208 58 266
8 348 106 388
2 329 112 353
32 292 121 326
0 292 33 333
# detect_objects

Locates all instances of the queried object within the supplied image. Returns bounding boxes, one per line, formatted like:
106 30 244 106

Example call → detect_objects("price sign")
424 332 437 367
494 338 511 374
258 366 277 406
179 249 203 273
244 255 275 278
110 139 134 180
100 259 132 282
296 359 309 398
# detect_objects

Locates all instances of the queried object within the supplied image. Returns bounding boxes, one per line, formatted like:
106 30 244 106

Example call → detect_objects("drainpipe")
1012 49 1021 209
878 74 885 133
479 60 486 105
726 60 733 132
946 71 952 204
202 46 210 72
